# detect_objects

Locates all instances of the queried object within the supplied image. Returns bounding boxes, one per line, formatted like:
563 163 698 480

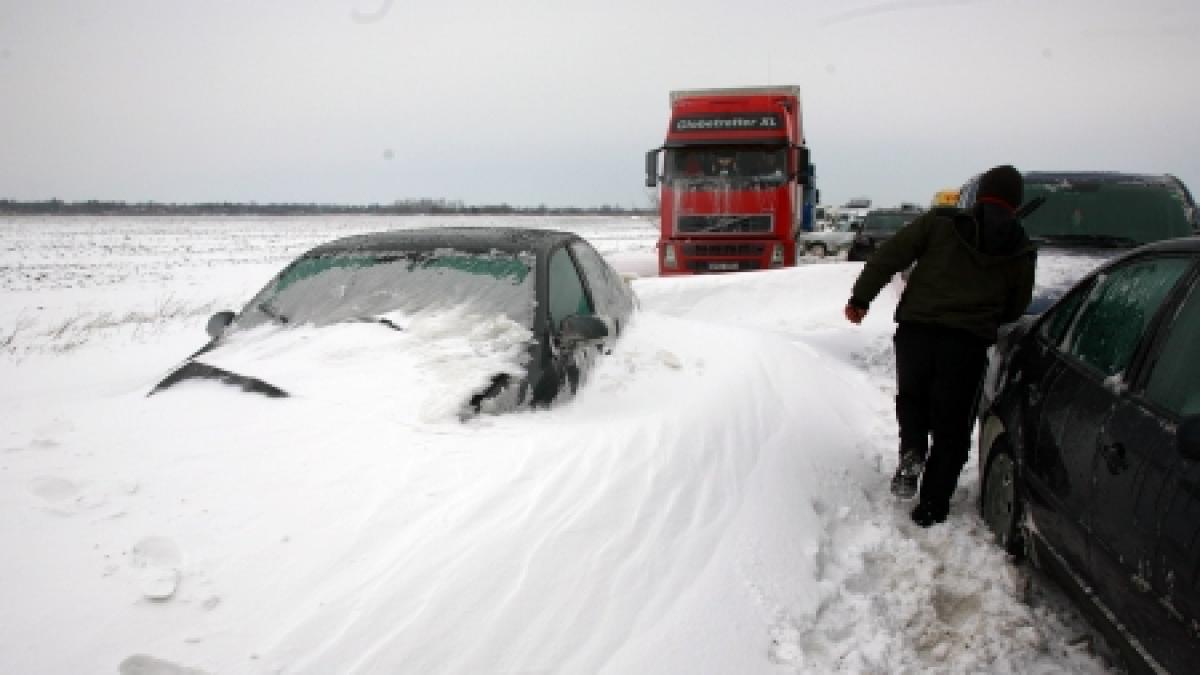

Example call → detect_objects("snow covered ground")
1 216 1118 673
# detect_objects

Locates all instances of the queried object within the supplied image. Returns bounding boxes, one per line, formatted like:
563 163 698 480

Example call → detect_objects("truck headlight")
663 244 678 270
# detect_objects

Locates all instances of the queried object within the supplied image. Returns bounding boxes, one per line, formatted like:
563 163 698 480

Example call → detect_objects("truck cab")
645 87 813 275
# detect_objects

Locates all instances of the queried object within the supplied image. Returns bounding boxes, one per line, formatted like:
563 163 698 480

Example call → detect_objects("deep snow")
1 216 1117 674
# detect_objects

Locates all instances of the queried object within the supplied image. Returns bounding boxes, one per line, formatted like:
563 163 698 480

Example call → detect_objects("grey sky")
1 0 1198 208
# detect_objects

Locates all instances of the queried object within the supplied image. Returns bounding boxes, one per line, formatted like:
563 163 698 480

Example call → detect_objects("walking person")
844 165 1036 527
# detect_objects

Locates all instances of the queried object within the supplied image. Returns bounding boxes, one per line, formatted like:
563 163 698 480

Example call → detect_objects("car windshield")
863 212 916 233
236 247 537 331
664 146 787 188
1023 178 1193 245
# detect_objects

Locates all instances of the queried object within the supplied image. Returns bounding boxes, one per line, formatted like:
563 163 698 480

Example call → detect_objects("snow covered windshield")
235 248 537 331
1023 179 1193 246
664 146 787 188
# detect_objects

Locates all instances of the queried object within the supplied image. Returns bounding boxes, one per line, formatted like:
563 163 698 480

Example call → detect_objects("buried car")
978 236 1200 675
150 227 637 416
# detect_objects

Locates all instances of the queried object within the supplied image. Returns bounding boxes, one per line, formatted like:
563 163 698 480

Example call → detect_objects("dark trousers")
894 322 989 512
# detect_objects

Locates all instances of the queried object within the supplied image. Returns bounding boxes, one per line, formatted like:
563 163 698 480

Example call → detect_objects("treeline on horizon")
0 198 653 217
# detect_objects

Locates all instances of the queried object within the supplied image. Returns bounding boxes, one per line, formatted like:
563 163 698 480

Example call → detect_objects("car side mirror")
1179 415 1200 460
206 310 236 338
560 314 609 346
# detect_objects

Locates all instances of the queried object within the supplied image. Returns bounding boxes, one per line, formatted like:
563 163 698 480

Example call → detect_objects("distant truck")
645 86 814 275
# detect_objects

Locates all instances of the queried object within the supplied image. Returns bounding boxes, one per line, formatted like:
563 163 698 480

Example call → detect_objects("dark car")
977 236 1200 674
845 205 924 261
150 227 638 416
959 171 1198 314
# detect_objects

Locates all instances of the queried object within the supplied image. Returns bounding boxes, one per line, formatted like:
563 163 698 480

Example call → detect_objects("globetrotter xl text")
672 114 783 133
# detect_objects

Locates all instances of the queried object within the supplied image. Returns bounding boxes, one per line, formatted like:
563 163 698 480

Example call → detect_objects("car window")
1143 277 1200 417
1063 257 1192 376
569 241 630 319
863 213 915 233
547 247 593 329
1038 281 1092 346
1023 179 1193 244
239 249 537 330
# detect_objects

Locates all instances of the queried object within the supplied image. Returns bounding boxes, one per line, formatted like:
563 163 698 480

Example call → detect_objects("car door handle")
1098 442 1129 475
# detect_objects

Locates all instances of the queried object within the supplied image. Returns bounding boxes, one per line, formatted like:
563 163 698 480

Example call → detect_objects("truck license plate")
708 262 739 271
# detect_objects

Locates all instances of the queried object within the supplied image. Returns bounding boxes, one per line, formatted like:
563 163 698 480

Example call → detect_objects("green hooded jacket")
849 205 1036 343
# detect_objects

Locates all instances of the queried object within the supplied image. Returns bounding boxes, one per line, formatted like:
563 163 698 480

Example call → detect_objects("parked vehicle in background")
958 171 1199 314
813 205 834 231
931 188 960 208
846 205 925 261
645 86 815 275
150 228 637 416
977 236 1200 675
838 197 872 229
797 218 855 257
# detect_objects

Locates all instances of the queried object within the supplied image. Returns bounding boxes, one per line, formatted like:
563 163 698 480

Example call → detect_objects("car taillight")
770 243 784 268
663 244 678 270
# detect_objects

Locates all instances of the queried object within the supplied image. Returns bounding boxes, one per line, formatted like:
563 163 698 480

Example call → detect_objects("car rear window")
863 212 917 233
1023 179 1192 244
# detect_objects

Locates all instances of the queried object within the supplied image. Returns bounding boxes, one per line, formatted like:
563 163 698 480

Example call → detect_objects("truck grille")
682 243 766 257
677 214 772 234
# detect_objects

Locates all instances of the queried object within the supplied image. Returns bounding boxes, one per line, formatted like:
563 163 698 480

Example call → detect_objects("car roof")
1022 171 1179 186
303 227 580 257
1122 234 1200 254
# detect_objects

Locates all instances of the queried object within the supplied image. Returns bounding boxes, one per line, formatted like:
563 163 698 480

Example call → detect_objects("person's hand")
844 304 867 324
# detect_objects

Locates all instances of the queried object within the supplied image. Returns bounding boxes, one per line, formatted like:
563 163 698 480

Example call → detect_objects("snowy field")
1 215 1116 674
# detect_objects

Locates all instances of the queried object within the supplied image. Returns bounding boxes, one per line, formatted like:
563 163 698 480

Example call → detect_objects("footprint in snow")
130 536 182 601
31 475 79 502
119 653 210 675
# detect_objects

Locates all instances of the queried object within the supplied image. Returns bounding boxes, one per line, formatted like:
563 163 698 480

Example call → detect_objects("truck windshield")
665 146 787 188
1023 179 1193 246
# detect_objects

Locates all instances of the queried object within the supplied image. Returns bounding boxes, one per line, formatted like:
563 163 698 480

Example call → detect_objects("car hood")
151 313 534 423
1027 248 1118 315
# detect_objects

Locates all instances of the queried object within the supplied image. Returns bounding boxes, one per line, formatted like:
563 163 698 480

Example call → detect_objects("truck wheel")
981 446 1024 558
809 243 827 258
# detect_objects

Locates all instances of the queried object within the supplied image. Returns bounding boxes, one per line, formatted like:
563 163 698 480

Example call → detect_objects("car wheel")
981 447 1024 557
809 243 827 258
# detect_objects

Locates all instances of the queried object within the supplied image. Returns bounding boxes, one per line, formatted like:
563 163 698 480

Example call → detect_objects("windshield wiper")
1031 234 1141 248
354 316 405 332
257 301 290 324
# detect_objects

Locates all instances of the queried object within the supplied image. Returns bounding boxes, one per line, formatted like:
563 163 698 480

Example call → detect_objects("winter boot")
890 449 924 499
910 501 948 528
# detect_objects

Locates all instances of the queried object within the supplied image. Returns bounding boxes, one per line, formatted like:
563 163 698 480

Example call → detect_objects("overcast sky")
2 0 1198 208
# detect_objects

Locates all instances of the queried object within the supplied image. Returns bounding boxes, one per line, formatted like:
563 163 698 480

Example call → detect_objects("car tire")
981 445 1024 558
809 243 827 258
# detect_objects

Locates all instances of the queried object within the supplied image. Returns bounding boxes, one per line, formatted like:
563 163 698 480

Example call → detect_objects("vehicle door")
1016 280 1098 572
1094 261 1200 673
545 244 597 396
1027 257 1189 573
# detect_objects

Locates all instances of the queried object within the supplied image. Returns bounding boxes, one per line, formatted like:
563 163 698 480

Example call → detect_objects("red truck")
645 86 815 275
